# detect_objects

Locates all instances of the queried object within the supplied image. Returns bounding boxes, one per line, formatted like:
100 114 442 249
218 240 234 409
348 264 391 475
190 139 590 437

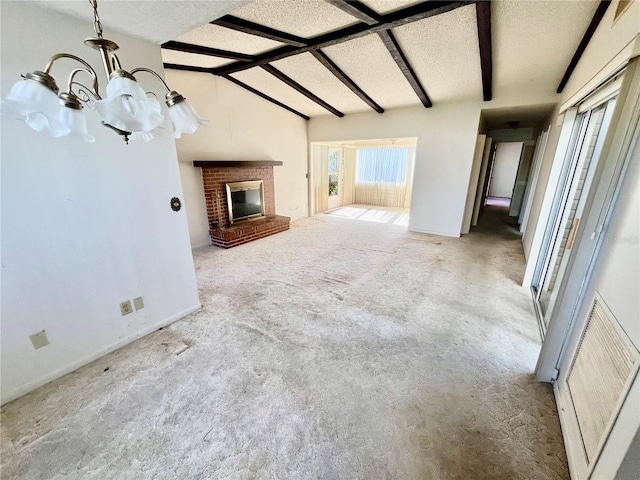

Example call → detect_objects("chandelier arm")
130 68 172 94
112 54 122 72
67 68 103 107
43 53 101 97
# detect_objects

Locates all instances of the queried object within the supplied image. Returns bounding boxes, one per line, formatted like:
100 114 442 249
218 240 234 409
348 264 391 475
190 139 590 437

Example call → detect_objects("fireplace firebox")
226 180 265 224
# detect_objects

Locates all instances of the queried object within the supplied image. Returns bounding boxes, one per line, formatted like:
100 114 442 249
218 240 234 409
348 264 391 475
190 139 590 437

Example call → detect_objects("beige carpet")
0 207 568 479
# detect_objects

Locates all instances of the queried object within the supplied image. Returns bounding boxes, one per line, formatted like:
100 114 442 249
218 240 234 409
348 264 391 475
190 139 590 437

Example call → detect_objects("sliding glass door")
532 98 616 338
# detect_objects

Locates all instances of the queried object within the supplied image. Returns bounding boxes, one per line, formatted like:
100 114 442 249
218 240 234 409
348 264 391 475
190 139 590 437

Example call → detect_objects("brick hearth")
194 160 290 248
209 215 291 248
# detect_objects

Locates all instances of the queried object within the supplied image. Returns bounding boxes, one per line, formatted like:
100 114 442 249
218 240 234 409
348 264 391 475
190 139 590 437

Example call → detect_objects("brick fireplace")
194 160 290 248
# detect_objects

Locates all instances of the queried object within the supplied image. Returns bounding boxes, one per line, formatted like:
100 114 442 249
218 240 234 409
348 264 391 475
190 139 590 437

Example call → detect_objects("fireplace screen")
226 180 265 224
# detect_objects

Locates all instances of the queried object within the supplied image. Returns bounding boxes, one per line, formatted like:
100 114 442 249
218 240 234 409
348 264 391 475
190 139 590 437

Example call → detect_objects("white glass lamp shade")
0 79 70 137
130 126 165 143
168 100 208 138
58 106 95 143
95 76 163 133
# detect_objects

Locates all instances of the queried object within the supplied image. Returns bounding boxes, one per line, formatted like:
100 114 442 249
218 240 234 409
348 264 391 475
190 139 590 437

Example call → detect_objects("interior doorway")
487 142 524 201
473 103 557 233
310 138 417 218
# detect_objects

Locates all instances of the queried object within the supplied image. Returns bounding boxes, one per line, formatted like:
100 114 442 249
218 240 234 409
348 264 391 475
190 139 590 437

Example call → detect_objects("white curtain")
312 144 329 214
342 147 357 206
354 147 415 208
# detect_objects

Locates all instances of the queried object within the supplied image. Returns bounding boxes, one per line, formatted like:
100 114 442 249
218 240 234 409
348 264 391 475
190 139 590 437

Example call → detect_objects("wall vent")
566 293 639 464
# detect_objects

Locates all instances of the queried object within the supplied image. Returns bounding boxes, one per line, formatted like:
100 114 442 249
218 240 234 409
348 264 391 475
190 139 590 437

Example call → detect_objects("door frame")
472 137 493 226
509 140 536 217
519 128 550 233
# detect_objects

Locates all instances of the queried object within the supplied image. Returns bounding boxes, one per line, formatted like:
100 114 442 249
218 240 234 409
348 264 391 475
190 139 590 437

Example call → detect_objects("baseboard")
0 304 201 405
408 226 461 238
191 241 211 250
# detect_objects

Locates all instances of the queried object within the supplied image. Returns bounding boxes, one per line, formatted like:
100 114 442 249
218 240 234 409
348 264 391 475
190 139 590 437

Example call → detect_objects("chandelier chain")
90 0 103 39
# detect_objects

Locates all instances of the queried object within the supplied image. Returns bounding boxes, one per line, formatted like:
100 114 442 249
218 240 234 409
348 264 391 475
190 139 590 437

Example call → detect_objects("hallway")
1 209 568 479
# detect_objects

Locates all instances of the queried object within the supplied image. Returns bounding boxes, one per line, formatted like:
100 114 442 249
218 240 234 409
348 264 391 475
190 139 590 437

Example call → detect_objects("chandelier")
0 0 207 144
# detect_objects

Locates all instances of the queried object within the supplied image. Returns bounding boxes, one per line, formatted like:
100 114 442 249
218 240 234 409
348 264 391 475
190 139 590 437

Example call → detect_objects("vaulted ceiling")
34 0 608 119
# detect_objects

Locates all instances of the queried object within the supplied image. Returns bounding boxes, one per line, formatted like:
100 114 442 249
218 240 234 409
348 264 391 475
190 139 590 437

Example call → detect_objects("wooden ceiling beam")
214 1 474 75
261 64 344 117
162 41 255 61
310 49 383 113
324 0 382 25
475 1 492 101
212 15 309 47
223 75 311 120
557 0 611 93
163 63 213 73
378 29 432 108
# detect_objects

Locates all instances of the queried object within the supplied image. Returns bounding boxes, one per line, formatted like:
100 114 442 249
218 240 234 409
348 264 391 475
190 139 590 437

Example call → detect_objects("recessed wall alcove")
194 160 290 248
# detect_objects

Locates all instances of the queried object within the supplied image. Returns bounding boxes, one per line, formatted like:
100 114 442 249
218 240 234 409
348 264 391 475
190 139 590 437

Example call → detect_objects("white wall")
488 142 523 198
0 2 200 404
561 0 640 109
164 70 310 248
309 96 557 237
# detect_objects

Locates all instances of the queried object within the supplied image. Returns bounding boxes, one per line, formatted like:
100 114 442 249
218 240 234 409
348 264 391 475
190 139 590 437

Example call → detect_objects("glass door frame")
531 97 617 340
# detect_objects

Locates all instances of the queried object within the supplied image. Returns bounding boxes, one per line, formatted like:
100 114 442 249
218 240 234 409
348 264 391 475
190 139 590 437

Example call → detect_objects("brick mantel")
195 161 290 248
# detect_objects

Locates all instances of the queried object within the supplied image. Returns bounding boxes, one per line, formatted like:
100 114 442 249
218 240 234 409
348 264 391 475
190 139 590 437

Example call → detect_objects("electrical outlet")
133 296 144 311
120 300 133 316
29 330 50 350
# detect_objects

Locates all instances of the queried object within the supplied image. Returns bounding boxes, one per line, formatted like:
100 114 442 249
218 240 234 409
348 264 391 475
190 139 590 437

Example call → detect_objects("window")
356 147 411 184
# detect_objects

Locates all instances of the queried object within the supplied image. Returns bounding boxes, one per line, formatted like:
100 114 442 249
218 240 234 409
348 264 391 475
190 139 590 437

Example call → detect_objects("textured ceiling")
175 24 284 55
493 0 600 99
360 0 424 14
32 0 603 120
271 53 372 113
323 34 419 110
231 67 330 116
161 50 232 69
392 5 482 103
28 0 252 44
157 0 602 119
231 0 358 37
